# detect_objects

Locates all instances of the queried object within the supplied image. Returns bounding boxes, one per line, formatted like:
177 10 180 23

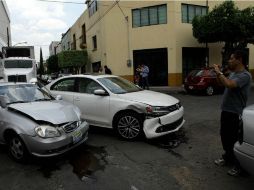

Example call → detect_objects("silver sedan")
0 83 89 162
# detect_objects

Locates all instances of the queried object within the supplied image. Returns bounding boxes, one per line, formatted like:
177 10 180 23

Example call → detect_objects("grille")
167 102 181 112
8 75 27 82
62 121 79 133
156 117 183 133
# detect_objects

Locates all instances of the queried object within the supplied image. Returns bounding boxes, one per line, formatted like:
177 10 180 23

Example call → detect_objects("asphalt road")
0 89 254 190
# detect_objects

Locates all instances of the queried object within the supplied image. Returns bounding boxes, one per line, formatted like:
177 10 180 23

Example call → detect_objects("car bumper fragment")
143 106 185 139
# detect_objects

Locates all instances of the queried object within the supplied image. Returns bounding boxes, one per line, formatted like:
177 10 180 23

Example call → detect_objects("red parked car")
184 68 225 95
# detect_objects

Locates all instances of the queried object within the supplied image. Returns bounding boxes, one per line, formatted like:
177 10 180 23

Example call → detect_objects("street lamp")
13 41 27 46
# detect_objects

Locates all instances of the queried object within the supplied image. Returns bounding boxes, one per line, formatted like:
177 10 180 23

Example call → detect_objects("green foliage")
38 47 44 75
58 50 88 68
192 1 254 66
193 1 254 44
46 55 59 73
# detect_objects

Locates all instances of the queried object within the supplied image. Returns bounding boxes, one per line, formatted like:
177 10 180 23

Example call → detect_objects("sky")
4 0 87 62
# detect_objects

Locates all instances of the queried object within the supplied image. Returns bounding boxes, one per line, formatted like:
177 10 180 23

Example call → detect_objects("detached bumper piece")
156 117 184 133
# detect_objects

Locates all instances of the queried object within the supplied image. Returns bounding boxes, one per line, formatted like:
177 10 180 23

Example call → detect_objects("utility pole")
205 0 209 67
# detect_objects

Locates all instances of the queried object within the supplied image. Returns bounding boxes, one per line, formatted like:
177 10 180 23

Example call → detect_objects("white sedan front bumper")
143 106 185 139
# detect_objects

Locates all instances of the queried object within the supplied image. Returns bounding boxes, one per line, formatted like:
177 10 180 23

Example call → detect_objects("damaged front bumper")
143 106 185 139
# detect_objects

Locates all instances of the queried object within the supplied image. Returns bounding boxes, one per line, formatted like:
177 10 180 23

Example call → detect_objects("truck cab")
0 46 37 83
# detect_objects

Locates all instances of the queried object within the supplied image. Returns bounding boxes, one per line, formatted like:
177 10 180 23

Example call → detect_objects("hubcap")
207 86 214 95
10 137 24 160
118 116 140 139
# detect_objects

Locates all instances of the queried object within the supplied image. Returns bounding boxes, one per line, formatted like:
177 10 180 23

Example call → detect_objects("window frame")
77 77 107 94
88 0 98 17
132 4 167 28
92 35 97 50
50 77 77 92
181 3 208 24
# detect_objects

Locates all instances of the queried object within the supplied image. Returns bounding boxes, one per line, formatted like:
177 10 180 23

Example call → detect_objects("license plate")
72 129 82 144
189 86 193 89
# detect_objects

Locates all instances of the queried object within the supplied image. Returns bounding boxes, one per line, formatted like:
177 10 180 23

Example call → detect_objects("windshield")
189 70 204 77
4 60 33 68
0 84 52 104
98 77 142 94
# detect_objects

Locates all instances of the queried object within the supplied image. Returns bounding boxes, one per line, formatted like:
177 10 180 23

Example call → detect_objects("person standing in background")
140 64 149 90
104 65 112 75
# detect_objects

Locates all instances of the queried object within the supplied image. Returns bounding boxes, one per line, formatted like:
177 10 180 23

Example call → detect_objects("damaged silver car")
0 83 89 162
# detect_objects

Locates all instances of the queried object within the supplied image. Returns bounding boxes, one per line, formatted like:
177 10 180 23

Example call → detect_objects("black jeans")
142 76 149 90
220 111 241 166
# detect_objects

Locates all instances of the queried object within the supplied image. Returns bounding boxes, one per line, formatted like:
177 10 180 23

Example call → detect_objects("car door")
74 77 110 127
49 77 76 104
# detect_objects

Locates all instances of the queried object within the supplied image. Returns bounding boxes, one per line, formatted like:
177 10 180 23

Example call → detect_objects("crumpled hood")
118 90 179 106
8 101 80 125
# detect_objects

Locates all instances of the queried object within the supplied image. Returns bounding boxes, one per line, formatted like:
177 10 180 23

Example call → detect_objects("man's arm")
213 64 237 89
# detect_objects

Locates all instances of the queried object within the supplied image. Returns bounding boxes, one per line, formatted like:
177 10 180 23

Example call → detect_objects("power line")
35 0 85 4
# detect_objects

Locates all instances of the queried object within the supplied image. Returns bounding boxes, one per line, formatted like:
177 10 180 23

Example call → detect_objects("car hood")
8 101 80 125
117 90 179 106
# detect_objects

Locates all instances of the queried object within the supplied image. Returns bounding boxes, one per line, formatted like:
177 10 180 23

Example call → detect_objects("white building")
0 0 11 54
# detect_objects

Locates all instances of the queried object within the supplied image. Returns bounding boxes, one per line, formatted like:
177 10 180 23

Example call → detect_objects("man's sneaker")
227 167 241 177
214 158 226 166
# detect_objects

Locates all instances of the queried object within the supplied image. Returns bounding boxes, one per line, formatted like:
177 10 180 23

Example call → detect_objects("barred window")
181 4 208 23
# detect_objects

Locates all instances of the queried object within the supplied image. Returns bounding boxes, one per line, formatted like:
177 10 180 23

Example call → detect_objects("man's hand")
213 64 221 75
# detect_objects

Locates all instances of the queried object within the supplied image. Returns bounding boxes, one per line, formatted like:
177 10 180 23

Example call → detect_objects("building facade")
61 28 71 51
49 41 61 56
70 0 254 86
0 0 11 54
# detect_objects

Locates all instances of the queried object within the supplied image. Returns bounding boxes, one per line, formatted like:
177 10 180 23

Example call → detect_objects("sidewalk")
149 85 185 94
149 82 254 94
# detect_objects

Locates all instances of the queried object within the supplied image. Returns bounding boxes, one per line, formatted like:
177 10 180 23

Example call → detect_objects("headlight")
35 125 61 138
146 102 182 117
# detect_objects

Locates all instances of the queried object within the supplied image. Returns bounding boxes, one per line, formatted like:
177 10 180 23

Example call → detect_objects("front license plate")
72 129 82 144
189 86 193 89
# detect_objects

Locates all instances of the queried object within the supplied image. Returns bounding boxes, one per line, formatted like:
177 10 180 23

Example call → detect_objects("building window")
82 24 86 44
132 4 167 28
88 0 98 17
92 35 97 50
181 4 207 23
72 34 76 50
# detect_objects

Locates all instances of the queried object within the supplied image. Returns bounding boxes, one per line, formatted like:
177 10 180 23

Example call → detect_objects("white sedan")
45 75 185 140
234 104 254 175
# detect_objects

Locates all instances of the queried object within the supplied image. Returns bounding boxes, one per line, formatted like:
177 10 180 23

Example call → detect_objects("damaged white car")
46 75 185 140
0 83 89 162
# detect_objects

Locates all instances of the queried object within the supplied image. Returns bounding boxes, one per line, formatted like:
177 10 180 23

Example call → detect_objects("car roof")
59 74 118 80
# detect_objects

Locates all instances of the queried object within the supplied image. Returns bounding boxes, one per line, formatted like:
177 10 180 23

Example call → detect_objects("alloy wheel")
9 137 24 160
206 86 214 96
117 115 141 139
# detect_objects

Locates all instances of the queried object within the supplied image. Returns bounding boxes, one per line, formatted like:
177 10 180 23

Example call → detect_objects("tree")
192 1 254 66
46 55 59 73
38 47 44 76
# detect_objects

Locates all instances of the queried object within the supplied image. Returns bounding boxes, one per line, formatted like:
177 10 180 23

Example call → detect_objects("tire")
8 134 28 163
114 112 143 140
206 86 214 96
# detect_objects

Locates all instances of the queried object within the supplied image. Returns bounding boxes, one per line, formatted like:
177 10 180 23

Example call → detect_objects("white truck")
0 46 37 83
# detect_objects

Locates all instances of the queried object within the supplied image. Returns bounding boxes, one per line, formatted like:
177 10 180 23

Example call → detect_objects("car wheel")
8 135 28 163
115 112 143 140
206 86 214 96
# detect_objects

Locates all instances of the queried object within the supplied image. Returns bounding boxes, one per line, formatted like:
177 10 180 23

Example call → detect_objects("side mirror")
0 95 8 108
93 89 108 96
55 95 62 100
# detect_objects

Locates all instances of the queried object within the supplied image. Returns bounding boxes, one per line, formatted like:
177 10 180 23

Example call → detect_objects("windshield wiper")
7 101 29 105
34 98 51 102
